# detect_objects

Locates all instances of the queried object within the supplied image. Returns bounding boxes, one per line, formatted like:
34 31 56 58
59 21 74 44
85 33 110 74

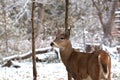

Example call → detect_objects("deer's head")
50 29 71 51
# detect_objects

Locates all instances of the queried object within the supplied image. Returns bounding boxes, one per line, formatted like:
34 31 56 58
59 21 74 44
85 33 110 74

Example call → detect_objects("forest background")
0 0 120 63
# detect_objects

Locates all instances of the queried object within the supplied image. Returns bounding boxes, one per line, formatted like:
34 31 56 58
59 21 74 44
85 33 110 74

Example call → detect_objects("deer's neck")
60 42 73 66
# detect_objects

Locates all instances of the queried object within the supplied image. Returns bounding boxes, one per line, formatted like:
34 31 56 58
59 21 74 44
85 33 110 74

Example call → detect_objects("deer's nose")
50 42 54 46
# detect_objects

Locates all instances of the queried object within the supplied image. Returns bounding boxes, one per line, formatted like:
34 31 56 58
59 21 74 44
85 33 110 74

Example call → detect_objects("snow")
0 46 120 80
111 59 120 80
0 62 67 80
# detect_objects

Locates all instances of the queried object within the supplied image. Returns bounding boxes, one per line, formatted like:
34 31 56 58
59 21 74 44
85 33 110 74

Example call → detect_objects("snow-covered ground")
0 46 120 80
0 60 120 80
0 62 67 80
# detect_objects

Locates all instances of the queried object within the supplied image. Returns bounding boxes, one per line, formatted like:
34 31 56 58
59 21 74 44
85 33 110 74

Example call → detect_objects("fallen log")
2 48 59 67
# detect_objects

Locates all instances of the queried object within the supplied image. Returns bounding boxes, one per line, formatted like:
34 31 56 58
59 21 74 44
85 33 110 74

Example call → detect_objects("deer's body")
50 31 111 80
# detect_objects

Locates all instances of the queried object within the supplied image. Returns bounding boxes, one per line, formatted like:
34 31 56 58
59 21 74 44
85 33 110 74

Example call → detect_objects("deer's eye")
60 37 64 40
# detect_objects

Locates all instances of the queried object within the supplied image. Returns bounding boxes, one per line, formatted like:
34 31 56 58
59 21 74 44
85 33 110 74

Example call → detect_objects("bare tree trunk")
65 0 69 32
1 0 8 55
36 3 44 38
65 0 72 80
92 0 118 46
31 0 37 80
103 0 117 46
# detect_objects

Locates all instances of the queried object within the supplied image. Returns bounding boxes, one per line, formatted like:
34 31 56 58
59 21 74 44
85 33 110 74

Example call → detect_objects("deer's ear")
65 26 71 38
55 27 61 36
57 28 61 34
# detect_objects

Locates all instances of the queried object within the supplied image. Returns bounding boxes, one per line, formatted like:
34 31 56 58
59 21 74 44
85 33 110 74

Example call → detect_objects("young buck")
50 29 111 80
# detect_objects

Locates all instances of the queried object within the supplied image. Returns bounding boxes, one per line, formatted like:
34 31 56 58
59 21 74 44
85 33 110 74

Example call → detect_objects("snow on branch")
14 0 29 24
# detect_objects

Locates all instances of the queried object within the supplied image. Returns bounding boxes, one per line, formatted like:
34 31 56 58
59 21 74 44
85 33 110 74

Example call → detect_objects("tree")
1 0 8 55
92 0 118 46
31 0 37 80
65 0 71 36
65 0 72 80
36 3 44 38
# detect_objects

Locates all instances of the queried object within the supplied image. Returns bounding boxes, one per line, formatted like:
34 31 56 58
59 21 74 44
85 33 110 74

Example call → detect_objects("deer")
50 28 111 80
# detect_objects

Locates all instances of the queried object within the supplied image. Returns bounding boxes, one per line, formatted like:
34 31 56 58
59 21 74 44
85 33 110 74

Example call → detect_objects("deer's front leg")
68 72 72 80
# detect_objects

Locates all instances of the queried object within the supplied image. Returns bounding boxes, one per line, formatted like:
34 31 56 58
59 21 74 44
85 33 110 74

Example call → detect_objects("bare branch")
92 0 99 11
107 0 118 24
55 21 61 35
92 0 104 25
14 0 29 24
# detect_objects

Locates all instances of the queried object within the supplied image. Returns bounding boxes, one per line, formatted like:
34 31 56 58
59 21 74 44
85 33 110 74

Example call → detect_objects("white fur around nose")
53 42 64 50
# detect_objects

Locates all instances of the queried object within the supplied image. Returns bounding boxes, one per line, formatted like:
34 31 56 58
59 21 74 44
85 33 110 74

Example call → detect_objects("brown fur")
50 32 111 80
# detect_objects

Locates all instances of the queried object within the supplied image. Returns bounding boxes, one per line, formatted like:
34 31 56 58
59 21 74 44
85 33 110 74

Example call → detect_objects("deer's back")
66 50 109 79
